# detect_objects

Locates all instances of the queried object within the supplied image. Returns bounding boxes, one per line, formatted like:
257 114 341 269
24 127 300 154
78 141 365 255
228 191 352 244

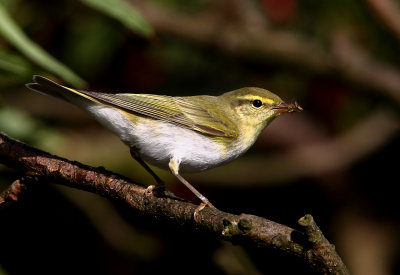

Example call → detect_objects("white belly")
134 120 228 172
87 105 233 173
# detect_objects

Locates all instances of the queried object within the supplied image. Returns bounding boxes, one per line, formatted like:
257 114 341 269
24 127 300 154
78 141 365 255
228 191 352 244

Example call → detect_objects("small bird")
26 75 302 218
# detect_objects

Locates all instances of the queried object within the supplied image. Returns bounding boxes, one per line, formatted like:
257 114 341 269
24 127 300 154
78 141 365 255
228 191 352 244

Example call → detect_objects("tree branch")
0 131 349 274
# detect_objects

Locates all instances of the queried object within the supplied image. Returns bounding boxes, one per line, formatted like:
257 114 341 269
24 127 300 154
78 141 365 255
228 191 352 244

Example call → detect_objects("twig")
365 0 400 43
331 33 400 103
298 215 349 274
0 131 349 274
131 0 400 105
0 177 29 203
131 0 332 72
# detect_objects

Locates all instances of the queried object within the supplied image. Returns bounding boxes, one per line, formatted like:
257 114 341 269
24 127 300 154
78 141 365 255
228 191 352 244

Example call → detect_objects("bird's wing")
26 75 237 137
81 92 238 138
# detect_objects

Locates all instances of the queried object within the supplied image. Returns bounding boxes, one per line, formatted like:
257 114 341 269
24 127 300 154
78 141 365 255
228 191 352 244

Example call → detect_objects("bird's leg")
130 148 165 195
169 158 215 220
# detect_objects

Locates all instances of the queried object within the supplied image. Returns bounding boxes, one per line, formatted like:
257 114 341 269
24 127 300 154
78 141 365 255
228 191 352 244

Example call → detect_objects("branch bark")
0 131 349 274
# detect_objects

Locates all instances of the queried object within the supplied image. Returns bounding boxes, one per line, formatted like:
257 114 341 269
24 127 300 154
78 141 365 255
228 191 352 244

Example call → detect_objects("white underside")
86 105 244 173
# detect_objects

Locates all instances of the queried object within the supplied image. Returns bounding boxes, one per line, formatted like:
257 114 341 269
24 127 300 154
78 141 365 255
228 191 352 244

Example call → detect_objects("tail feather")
26 75 94 104
26 75 70 102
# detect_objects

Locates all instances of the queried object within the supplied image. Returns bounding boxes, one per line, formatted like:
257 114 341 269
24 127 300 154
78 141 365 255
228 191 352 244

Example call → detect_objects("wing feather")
79 91 237 138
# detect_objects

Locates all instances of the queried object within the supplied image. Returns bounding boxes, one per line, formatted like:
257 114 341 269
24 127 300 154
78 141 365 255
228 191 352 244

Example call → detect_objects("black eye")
252 99 262 108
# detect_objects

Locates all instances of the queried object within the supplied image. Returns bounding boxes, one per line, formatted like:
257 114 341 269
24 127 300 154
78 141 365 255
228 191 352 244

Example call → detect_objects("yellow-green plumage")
26 75 302 216
87 92 239 138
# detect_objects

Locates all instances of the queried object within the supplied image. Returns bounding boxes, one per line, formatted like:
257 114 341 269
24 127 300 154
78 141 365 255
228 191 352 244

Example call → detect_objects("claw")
145 185 156 196
193 201 216 222
145 184 166 197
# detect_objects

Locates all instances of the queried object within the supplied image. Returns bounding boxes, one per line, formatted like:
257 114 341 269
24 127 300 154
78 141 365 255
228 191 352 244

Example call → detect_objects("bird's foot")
145 184 166 197
194 200 216 222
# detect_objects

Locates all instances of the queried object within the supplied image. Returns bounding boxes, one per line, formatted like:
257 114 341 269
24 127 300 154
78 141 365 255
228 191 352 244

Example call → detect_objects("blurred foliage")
0 46 33 77
0 0 152 86
0 1 86 87
0 106 65 151
0 265 8 275
1 0 400 274
80 0 153 37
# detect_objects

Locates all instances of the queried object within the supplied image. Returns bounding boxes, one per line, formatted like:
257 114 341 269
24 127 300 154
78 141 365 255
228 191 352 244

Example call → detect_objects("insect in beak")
272 99 303 113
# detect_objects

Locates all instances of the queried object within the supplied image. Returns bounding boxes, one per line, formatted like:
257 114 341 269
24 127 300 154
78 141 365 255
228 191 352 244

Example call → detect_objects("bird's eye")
252 99 263 108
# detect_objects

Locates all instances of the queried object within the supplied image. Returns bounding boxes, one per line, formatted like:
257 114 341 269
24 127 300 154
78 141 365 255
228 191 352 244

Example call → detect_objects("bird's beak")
272 99 303 113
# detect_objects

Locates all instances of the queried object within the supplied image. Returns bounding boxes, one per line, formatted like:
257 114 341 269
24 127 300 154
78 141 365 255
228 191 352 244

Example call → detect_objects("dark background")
1 0 400 274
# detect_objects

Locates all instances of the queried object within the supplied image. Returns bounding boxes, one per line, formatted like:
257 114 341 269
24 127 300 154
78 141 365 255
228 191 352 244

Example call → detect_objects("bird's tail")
26 75 95 104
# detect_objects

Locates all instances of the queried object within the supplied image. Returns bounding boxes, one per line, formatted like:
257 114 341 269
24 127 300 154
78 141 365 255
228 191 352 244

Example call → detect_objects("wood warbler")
26 75 302 218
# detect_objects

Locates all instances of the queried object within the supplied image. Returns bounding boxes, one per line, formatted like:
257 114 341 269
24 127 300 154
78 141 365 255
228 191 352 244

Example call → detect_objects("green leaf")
0 3 86 87
0 46 32 76
0 106 37 139
80 0 153 37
